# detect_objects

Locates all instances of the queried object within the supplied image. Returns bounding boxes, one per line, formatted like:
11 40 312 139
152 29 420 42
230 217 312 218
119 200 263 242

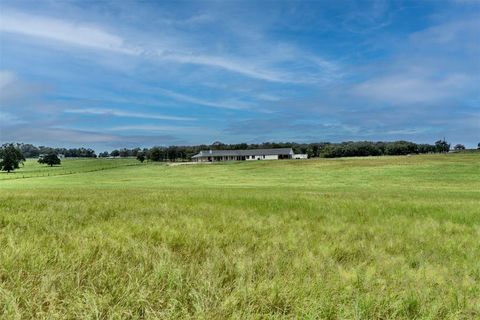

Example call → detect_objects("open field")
1 154 479 319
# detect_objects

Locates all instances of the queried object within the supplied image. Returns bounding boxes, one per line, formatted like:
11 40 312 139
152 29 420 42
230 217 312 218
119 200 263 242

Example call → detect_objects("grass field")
1 154 479 319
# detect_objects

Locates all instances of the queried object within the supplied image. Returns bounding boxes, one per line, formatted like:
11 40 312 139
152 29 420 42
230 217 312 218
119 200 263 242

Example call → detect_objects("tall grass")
0 154 479 319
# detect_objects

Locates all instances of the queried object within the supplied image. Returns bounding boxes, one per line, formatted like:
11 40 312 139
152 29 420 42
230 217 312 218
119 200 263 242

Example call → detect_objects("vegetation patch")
0 153 479 318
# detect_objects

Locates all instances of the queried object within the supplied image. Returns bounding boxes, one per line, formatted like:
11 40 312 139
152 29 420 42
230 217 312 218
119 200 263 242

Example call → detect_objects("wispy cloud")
64 108 195 121
409 18 480 46
0 10 135 54
0 70 16 88
1 125 185 147
107 124 220 135
339 0 393 34
156 88 254 110
0 111 26 125
160 53 291 83
0 8 339 84
352 73 471 103
256 93 282 102
351 15 480 104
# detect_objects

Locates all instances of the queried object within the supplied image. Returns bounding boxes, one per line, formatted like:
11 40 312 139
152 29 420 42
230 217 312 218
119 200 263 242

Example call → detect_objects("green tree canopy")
136 153 146 163
435 139 450 153
38 153 61 167
0 143 25 173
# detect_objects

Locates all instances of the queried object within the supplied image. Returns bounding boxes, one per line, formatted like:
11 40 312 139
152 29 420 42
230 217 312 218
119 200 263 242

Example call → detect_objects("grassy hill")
0 158 139 181
1 154 479 319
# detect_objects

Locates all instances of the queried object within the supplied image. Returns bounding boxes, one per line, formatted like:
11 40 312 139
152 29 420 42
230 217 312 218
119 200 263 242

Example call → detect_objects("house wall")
293 154 308 159
246 155 279 161
194 154 290 162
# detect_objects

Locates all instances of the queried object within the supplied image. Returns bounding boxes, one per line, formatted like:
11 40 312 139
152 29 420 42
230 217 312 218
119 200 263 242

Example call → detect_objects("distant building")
192 148 307 162
293 154 308 159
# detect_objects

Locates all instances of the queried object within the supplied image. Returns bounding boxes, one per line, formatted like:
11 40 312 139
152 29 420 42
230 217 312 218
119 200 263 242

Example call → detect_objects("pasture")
0 154 479 319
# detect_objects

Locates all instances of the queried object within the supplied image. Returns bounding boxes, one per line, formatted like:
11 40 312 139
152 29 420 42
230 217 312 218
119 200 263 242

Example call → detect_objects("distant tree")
0 143 25 173
385 141 418 155
136 153 146 163
18 143 40 158
148 147 165 161
211 141 226 150
417 144 436 154
311 144 320 157
131 148 141 157
435 139 450 153
454 144 465 151
110 150 120 157
98 151 109 158
478 142 480 150
167 146 179 162
119 148 130 157
38 153 61 167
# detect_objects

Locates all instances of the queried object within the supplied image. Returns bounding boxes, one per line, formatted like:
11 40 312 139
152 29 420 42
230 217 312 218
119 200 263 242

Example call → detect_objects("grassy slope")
0 154 479 319
0 158 139 181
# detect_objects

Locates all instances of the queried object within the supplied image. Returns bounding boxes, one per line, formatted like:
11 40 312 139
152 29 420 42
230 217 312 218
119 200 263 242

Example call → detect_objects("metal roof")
192 148 293 158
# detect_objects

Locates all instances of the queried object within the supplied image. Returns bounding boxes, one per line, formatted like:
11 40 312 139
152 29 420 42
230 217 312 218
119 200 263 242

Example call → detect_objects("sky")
0 0 479 151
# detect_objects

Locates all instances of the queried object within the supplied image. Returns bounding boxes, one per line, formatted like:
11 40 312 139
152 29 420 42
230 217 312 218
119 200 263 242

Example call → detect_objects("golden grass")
0 153 479 319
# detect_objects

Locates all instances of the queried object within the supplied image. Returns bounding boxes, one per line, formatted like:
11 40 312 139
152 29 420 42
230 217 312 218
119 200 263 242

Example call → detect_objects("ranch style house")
192 148 308 162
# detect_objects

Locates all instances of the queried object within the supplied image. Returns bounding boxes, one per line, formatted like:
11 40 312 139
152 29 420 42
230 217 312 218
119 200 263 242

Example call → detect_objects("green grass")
0 158 139 181
1 154 479 319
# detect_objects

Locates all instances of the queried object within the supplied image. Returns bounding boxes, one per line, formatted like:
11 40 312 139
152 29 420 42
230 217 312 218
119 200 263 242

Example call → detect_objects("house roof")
192 148 293 158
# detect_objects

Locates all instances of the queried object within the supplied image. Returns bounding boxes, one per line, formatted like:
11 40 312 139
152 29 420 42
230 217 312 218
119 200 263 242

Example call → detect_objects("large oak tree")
0 143 25 173
38 153 61 167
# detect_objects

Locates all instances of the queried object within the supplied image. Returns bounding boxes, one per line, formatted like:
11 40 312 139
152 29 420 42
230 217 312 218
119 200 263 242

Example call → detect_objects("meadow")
0 153 479 319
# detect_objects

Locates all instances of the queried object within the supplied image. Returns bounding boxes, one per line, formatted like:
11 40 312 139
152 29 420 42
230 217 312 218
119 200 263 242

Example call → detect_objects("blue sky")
0 0 479 151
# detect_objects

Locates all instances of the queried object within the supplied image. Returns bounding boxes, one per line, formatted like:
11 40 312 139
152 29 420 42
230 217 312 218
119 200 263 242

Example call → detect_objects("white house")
192 148 307 162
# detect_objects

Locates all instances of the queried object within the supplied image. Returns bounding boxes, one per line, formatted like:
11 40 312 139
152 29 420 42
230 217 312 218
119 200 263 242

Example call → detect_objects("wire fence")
1 162 143 181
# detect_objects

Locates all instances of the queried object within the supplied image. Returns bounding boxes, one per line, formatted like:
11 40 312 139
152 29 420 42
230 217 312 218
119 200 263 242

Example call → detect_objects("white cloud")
0 10 136 54
64 108 195 121
0 111 26 125
256 93 282 102
161 53 291 83
156 88 254 110
0 9 282 81
0 70 16 89
410 18 480 46
107 124 220 135
0 70 50 109
353 73 471 104
339 0 392 34
1 125 185 146
351 16 480 105
0 9 339 84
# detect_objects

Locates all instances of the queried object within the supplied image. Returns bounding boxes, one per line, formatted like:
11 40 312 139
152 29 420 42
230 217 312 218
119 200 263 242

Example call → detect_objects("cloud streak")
0 9 336 84
64 108 195 121
0 10 135 54
156 88 254 110
352 73 471 104
107 124 220 135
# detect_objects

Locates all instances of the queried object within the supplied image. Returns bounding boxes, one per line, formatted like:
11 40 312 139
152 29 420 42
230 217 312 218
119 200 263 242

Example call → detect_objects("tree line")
319 140 451 158
18 144 96 158
103 139 459 162
1 139 477 173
